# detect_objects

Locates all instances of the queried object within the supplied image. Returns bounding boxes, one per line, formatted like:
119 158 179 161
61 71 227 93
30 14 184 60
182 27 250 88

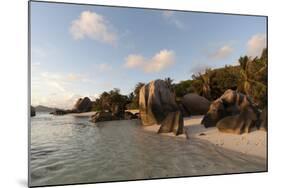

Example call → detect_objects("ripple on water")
30 114 266 187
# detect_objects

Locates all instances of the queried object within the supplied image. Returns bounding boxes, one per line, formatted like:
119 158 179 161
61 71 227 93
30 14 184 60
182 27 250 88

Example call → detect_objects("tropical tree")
174 80 194 98
126 82 145 109
192 68 212 99
237 56 252 95
237 49 267 107
134 82 145 96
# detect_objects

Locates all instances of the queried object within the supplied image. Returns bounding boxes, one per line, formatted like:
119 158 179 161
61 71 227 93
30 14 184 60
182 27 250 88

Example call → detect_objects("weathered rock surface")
73 97 93 113
158 111 184 135
181 93 210 116
90 111 119 123
216 107 258 134
202 89 258 128
139 79 183 135
31 106 36 117
124 111 138 120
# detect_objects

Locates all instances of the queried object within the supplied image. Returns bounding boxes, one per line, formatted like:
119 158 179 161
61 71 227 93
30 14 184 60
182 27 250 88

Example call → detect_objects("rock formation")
90 111 119 123
201 89 258 128
31 106 36 117
181 93 210 116
73 97 93 113
139 79 183 135
124 111 138 120
216 107 258 134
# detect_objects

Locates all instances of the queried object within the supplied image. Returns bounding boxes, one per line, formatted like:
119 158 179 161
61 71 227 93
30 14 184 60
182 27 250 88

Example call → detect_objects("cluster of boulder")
138 79 267 136
90 111 139 123
201 89 267 134
47 78 267 136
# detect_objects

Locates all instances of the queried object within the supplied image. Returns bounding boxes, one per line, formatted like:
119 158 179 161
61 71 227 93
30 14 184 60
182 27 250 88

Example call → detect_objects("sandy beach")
143 116 267 159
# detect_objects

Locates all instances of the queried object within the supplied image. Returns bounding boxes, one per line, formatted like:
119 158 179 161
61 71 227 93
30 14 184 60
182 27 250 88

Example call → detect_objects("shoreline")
64 111 266 159
68 109 139 117
143 116 267 159
68 111 97 117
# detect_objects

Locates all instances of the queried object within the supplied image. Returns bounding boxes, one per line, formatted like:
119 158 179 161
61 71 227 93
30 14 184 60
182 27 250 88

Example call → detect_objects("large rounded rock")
73 97 93 113
216 107 258 134
201 89 258 128
181 93 210 116
139 79 183 135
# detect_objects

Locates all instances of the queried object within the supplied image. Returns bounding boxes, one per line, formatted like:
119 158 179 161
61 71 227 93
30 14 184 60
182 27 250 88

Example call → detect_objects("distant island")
35 105 56 113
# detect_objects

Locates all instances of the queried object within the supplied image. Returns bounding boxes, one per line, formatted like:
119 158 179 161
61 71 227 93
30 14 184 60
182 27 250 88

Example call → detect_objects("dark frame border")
28 0 268 187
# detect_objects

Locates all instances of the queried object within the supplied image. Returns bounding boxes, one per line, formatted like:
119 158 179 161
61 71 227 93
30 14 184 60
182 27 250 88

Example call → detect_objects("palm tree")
238 56 252 95
134 82 145 96
238 55 267 97
192 69 212 99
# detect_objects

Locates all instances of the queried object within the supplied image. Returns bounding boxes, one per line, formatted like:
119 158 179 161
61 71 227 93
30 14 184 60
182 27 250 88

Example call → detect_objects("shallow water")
30 113 266 187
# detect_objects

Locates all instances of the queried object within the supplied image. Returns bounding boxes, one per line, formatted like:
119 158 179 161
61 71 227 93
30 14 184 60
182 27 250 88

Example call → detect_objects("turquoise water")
30 113 266 187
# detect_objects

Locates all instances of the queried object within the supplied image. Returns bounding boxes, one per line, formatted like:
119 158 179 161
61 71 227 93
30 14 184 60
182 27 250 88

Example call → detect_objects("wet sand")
143 116 267 159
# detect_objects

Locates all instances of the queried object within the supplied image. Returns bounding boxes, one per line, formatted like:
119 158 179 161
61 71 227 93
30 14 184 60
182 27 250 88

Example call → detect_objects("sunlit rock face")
139 79 183 135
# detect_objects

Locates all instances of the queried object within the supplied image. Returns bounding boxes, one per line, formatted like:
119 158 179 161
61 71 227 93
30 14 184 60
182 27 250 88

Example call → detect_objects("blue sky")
31 2 267 108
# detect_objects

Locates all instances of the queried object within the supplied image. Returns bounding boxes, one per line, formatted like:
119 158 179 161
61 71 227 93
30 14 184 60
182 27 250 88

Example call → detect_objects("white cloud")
124 49 175 73
247 33 266 57
70 11 117 45
162 11 185 30
209 45 233 60
124 54 145 68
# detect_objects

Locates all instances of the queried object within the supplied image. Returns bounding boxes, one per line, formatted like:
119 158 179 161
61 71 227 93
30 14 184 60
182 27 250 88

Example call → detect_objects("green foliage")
174 80 194 98
236 48 267 107
191 68 212 100
209 66 240 99
91 88 129 112
90 48 267 110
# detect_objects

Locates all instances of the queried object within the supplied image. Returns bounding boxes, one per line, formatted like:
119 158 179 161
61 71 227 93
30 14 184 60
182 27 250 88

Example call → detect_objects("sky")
30 1 267 109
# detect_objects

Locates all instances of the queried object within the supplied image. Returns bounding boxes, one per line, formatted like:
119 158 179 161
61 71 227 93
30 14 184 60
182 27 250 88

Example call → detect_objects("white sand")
143 115 267 159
